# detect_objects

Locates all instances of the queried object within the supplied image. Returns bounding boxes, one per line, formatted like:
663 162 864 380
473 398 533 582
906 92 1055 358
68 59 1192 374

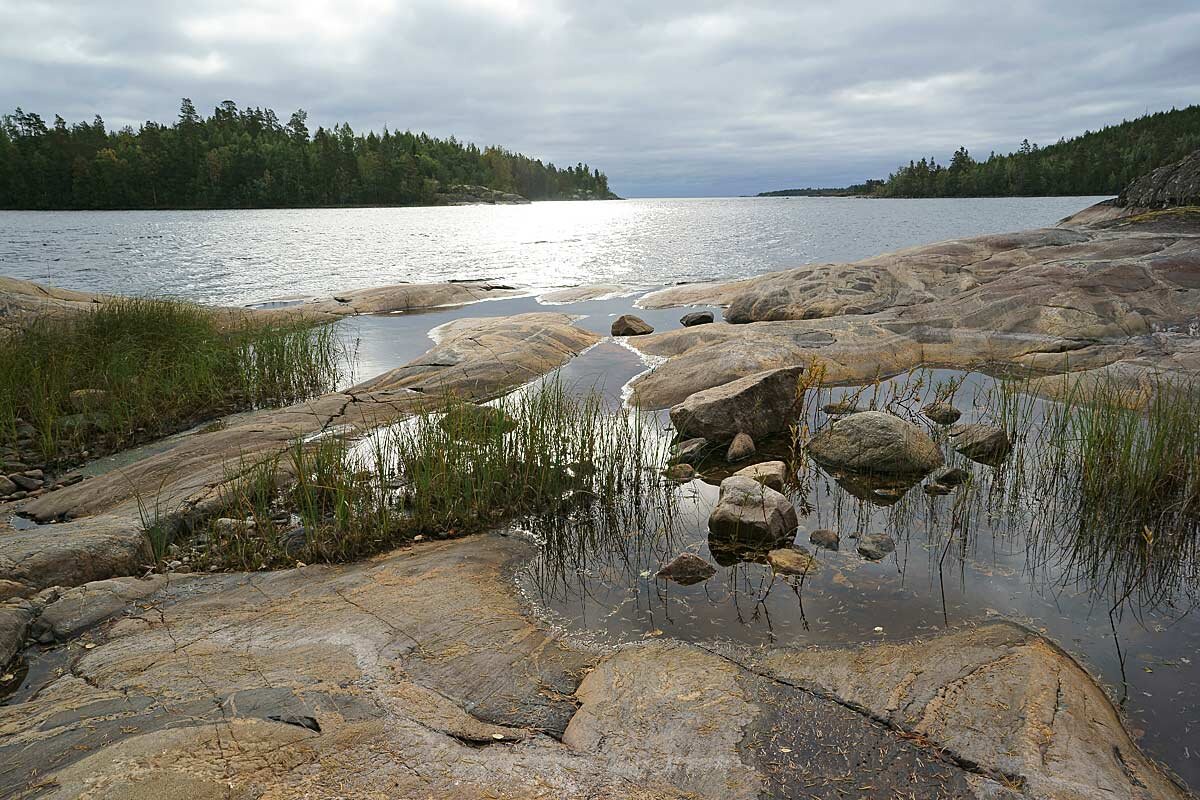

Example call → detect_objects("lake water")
0 196 1105 305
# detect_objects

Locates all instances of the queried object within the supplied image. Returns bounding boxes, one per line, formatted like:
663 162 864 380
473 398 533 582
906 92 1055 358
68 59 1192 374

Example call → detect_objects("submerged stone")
857 533 896 561
767 547 818 576
931 466 970 486
809 528 840 550
663 463 696 482
655 553 716 586
822 400 863 416
923 482 953 496
949 424 1011 465
922 402 961 425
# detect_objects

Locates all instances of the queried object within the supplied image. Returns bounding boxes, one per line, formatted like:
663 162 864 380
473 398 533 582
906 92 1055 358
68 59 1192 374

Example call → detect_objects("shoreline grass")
185 380 674 570
0 297 345 468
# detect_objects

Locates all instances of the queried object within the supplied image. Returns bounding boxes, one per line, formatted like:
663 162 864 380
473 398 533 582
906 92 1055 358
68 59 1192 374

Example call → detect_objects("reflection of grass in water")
979 371 1200 614
192 380 677 570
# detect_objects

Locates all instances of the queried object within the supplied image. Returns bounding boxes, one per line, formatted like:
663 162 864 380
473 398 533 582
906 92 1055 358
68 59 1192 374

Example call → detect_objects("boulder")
857 533 896 561
669 437 708 464
922 402 961 425
670 366 804 443
679 311 714 327
809 528 839 551
708 475 798 542
0 476 16 497
611 315 654 337
949 424 1011 465
767 548 818 576
655 553 716 586
726 432 756 462
733 460 786 492
806 411 943 475
663 463 696 482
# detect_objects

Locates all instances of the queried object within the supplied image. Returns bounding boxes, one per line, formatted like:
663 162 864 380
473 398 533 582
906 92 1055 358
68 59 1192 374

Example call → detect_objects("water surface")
1 196 1105 305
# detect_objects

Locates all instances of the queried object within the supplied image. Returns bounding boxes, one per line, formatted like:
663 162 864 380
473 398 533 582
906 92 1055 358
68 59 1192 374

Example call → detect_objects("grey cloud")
1 0 1197 196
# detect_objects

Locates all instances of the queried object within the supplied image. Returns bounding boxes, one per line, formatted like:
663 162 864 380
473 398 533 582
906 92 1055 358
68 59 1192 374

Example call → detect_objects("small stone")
611 314 654 336
949 424 1012 465
21 469 44 480
663 463 696 482
280 526 308 557
0 476 16 497
923 402 962 425
656 552 717 586
931 466 970 486
733 460 786 492
9 474 42 492
767 547 818 576
167 560 182 569
809 529 840 551
726 432 756 462
213 518 252 534
822 400 863 416
680 311 714 327
857 534 896 561
924 483 953 496
669 437 708 465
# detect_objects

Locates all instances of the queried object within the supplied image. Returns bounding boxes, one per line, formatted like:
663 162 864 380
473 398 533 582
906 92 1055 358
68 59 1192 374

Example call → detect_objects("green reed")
0 297 346 466
193 380 674 570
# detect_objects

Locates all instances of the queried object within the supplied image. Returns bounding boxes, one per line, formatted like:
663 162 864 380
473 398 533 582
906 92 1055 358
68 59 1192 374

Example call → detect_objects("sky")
1 0 1198 197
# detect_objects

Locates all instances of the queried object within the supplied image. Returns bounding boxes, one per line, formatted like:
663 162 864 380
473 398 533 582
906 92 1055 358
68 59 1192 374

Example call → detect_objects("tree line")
0 99 617 209
869 105 1200 198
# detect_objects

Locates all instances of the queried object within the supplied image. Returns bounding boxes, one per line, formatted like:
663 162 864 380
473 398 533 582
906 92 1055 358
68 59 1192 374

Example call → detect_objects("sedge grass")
191 380 674 570
0 297 345 466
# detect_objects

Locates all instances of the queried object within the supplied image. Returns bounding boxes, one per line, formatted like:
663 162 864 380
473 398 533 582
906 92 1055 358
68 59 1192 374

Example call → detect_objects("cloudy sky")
1 0 1198 197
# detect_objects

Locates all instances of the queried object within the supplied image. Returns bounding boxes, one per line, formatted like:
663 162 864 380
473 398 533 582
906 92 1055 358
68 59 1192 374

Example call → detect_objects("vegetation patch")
0 297 345 469
179 381 672 571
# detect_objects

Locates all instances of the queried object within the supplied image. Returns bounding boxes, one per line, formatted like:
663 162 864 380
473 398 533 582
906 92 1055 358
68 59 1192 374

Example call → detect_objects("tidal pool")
509 366 1200 790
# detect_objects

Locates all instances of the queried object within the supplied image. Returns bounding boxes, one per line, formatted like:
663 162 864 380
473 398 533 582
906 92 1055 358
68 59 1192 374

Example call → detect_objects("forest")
0 99 617 209
761 105 1200 198
871 105 1200 197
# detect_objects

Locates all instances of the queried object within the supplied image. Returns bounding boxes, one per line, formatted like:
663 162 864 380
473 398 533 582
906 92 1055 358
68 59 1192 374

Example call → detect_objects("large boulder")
708 475 798 542
806 411 943 475
670 366 804 443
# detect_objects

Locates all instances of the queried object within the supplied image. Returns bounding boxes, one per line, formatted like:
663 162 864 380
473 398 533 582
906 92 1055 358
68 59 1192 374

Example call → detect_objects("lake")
0 196 1105 304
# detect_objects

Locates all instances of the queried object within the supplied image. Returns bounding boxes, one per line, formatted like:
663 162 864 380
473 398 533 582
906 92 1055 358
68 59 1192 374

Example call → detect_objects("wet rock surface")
733 460 786 492
856 533 896 561
950 423 1013 465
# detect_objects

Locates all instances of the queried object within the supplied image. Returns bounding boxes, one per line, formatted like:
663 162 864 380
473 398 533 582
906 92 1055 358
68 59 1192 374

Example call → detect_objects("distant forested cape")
760 105 1200 199
0 99 617 209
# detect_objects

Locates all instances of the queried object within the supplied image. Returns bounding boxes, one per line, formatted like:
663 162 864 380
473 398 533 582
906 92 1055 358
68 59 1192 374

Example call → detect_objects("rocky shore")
2 151 1199 798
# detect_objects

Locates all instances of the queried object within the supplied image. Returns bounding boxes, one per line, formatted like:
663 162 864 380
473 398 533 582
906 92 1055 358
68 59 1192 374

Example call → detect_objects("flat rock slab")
0 535 1183 799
